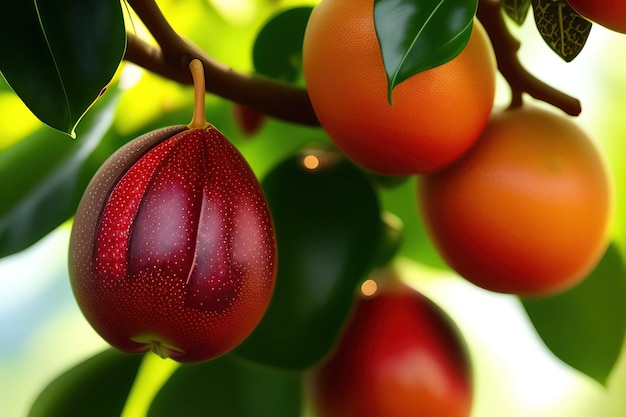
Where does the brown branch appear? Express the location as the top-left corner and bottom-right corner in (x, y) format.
(124, 0), (319, 126)
(477, 0), (582, 116)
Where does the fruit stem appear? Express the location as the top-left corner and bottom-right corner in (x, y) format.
(188, 58), (211, 130)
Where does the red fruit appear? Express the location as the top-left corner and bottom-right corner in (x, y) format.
(232, 103), (267, 136)
(310, 276), (472, 417)
(567, 0), (626, 33)
(69, 124), (276, 363)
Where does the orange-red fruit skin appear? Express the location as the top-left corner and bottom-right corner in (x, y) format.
(303, 0), (496, 175)
(69, 125), (276, 363)
(567, 0), (626, 33)
(419, 106), (612, 297)
(310, 283), (472, 417)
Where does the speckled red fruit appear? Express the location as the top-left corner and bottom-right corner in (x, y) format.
(69, 125), (276, 363)
(567, 0), (626, 33)
(310, 280), (472, 417)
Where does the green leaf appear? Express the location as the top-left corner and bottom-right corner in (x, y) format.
(0, 86), (121, 258)
(522, 243), (626, 385)
(373, 0), (477, 102)
(503, 0), (532, 25)
(148, 354), (303, 417)
(28, 349), (143, 417)
(0, 0), (125, 136)
(253, 7), (312, 83)
(235, 146), (382, 369)
(531, 0), (592, 62)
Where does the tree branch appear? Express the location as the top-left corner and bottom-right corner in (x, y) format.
(124, 0), (319, 126)
(477, 0), (582, 116)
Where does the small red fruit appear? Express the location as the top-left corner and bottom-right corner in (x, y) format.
(567, 0), (626, 33)
(310, 274), (472, 417)
(69, 61), (276, 363)
(232, 102), (266, 136)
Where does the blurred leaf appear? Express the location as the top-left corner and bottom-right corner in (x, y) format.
(373, 0), (477, 102)
(253, 7), (312, 83)
(503, 0), (532, 24)
(0, 0), (125, 136)
(0, 87), (121, 257)
(28, 349), (143, 417)
(235, 146), (382, 369)
(148, 354), (302, 417)
(380, 176), (448, 269)
(531, 0), (591, 62)
(522, 243), (626, 385)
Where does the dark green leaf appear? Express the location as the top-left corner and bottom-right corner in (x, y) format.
(531, 0), (592, 61)
(0, 0), (125, 135)
(253, 7), (312, 83)
(148, 354), (303, 417)
(0, 86), (121, 257)
(373, 0), (477, 102)
(235, 146), (382, 369)
(522, 243), (626, 385)
(28, 349), (143, 417)
(503, 0), (532, 25)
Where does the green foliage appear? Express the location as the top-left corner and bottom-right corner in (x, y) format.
(523, 243), (626, 385)
(373, 0), (478, 102)
(235, 146), (382, 369)
(253, 7), (312, 83)
(28, 349), (143, 417)
(0, 0), (125, 136)
(148, 354), (303, 417)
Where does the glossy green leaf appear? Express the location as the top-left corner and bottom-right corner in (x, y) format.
(253, 7), (312, 83)
(373, 0), (477, 102)
(0, 0), (125, 136)
(235, 146), (382, 369)
(148, 354), (302, 417)
(503, 0), (532, 25)
(522, 243), (626, 385)
(28, 349), (143, 417)
(531, 0), (591, 62)
(0, 87), (121, 257)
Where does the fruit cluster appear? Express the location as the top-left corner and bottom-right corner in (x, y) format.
(65, 1), (616, 416)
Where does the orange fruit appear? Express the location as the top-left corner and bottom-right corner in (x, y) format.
(418, 105), (613, 297)
(302, 0), (496, 175)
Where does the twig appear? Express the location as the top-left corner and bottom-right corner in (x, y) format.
(477, 0), (582, 116)
(124, 0), (319, 126)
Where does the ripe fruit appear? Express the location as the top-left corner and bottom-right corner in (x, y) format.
(69, 61), (277, 363)
(309, 274), (472, 417)
(232, 102), (266, 136)
(567, 0), (626, 33)
(419, 105), (612, 297)
(302, 0), (496, 175)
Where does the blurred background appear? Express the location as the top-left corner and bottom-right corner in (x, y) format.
(1, 1), (626, 416)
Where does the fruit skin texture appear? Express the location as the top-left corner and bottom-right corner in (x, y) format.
(69, 125), (276, 363)
(419, 106), (613, 297)
(309, 278), (472, 417)
(302, 0), (496, 175)
(567, 0), (626, 33)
